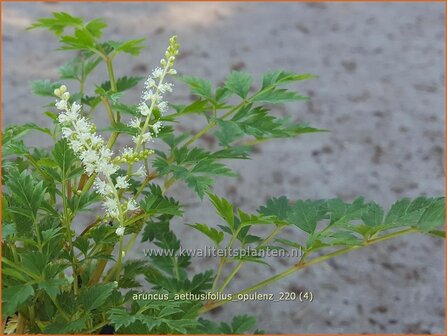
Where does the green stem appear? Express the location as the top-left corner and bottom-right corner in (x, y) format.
(115, 236), (124, 282)
(211, 258), (225, 293)
(184, 122), (216, 147)
(211, 228), (241, 292)
(218, 225), (283, 293)
(61, 180), (78, 295)
(123, 232), (138, 256)
(85, 321), (109, 334)
(217, 261), (243, 293)
(200, 228), (418, 313)
(105, 57), (119, 119)
(259, 225), (283, 246)
(102, 97), (116, 124)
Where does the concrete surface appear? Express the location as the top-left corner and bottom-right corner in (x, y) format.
(2, 2), (445, 334)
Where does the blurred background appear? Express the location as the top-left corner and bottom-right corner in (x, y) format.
(2, 2), (445, 334)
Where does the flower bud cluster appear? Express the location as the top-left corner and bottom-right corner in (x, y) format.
(55, 86), (137, 220)
(54, 36), (180, 235)
(114, 147), (154, 165)
(128, 35), (179, 153)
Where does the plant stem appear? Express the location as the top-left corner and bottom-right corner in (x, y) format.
(199, 228), (418, 313)
(211, 228), (241, 292)
(105, 57), (119, 122)
(211, 258), (225, 293)
(85, 321), (109, 334)
(217, 261), (243, 293)
(102, 97), (115, 124)
(183, 101), (246, 148)
(184, 122), (216, 147)
(134, 171), (158, 199)
(259, 225), (283, 246)
(217, 225), (283, 293)
(115, 236), (124, 282)
(16, 313), (27, 334)
(61, 180), (78, 295)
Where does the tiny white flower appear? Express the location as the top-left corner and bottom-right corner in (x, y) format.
(80, 149), (98, 166)
(98, 147), (112, 160)
(138, 103), (151, 116)
(102, 162), (119, 176)
(159, 82), (173, 94)
(94, 178), (114, 196)
(115, 176), (129, 189)
(141, 132), (153, 144)
(84, 162), (96, 176)
(121, 146), (134, 157)
(71, 102), (81, 114)
(115, 226), (125, 237)
(61, 127), (74, 138)
(152, 121), (162, 135)
(77, 132), (92, 144)
(144, 77), (156, 89)
(157, 101), (168, 114)
(89, 134), (103, 147)
(69, 140), (83, 153)
(55, 99), (68, 111)
(75, 118), (91, 134)
(126, 199), (138, 211)
(104, 197), (120, 218)
(129, 117), (142, 129)
(152, 67), (163, 78)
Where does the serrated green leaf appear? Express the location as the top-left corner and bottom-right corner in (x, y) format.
(80, 282), (116, 311)
(52, 139), (76, 181)
(259, 196), (291, 220)
(208, 193), (235, 230)
(28, 12), (84, 35)
(140, 185), (183, 217)
(180, 76), (213, 100)
(231, 315), (257, 334)
(416, 198), (445, 232)
(361, 202), (384, 227)
(59, 27), (96, 51)
(100, 76), (144, 93)
(252, 87), (308, 104)
(85, 18), (107, 38)
(262, 70), (316, 89)
(288, 200), (323, 234)
(215, 119), (244, 147)
(107, 38), (146, 56)
(188, 223), (224, 246)
(38, 279), (67, 300)
(225, 71), (252, 99)
(5, 169), (46, 220)
(31, 80), (61, 97)
(109, 307), (138, 331)
(2, 284), (34, 316)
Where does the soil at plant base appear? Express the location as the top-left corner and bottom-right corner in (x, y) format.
(2, 2), (445, 334)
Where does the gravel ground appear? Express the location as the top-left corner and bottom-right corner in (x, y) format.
(2, 2), (445, 334)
